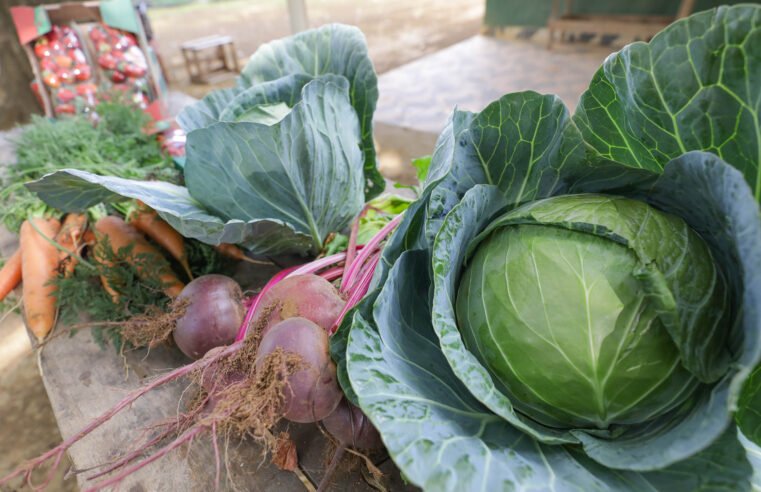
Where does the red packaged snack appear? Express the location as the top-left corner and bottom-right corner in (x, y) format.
(111, 70), (127, 83)
(34, 41), (51, 59)
(33, 25), (98, 116)
(57, 88), (75, 103)
(42, 70), (60, 89)
(98, 52), (118, 70)
(73, 64), (91, 81)
(76, 83), (98, 96)
(54, 103), (75, 115)
(88, 23), (152, 108)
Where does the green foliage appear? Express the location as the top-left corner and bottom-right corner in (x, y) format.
(394, 155), (432, 196)
(26, 25), (382, 257)
(0, 102), (176, 232)
(336, 6), (761, 487)
(737, 365), (761, 446)
(29, 78), (371, 256)
(574, 4), (761, 202)
(323, 194), (413, 256)
(55, 237), (173, 350)
(238, 24), (383, 199)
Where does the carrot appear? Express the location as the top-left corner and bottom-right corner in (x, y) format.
(98, 262), (121, 305)
(215, 243), (271, 265)
(0, 249), (23, 303)
(55, 213), (88, 278)
(20, 217), (62, 341)
(128, 209), (193, 279)
(94, 216), (184, 298)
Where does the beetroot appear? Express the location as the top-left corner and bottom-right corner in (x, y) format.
(253, 274), (345, 335)
(255, 317), (342, 423)
(173, 275), (244, 359)
(322, 398), (383, 450)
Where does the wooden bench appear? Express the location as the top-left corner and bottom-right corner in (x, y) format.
(548, 0), (695, 48)
(180, 34), (239, 84)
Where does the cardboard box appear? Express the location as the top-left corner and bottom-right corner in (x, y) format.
(10, 0), (166, 117)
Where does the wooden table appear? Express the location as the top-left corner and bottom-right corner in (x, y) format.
(34, 257), (414, 491)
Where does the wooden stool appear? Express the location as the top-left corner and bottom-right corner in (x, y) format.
(180, 35), (239, 84)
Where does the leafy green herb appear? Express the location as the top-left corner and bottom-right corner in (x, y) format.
(323, 194), (412, 256)
(55, 237), (173, 350)
(1, 102), (177, 232)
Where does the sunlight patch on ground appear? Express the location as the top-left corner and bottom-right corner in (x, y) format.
(0, 312), (32, 373)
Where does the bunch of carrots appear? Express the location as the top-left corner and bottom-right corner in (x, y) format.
(0, 204), (257, 342)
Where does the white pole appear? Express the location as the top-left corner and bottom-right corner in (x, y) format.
(287, 0), (309, 33)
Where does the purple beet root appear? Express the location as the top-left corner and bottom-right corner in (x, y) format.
(253, 274), (345, 336)
(173, 275), (244, 359)
(255, 317), (343, 423)
(322, 398), (383, 450)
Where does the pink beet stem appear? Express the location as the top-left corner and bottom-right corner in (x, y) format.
(234, 265), (301, 342)
(330, 253), (381, 335)
(212, 422), (221, 491)
(341, 205), (371, 291)
(0, 342), (240, 489)
(346, 251), (381, 294)
(287, 250), (347, 277)
(341, 214), (403, 293)
(319, 266), (344, 282)
(83, 426), (204, 492)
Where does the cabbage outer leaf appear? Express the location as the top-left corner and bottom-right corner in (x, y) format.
(342, 94), (759, 488)
(738, 365), (761, 446)
(347, 246), (753, 491)
(28, 77), (365, 256)
(25, 169), (314, 255)
(740, 430), (761, 490)
(239, 24), (384, 199)
(574, 4), (761, 202)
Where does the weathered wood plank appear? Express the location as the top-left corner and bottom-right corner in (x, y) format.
(36, 260), (414, 491)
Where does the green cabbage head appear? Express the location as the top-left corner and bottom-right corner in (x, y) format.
(334, 6), (761, 490)
(456, 194), (729, 430)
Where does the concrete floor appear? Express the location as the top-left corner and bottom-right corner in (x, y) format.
(374, 36), (612, 184)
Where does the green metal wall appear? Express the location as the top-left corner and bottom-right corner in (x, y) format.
(484, 0), (756, 28)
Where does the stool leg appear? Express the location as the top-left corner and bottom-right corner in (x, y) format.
(231, 43), (240, 72)
(219, 44), (227, 71)
(182, 49), (193, 82)
(192, 49), (202, 84)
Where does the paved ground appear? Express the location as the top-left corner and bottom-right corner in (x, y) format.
(374, 36), (612, 183)
(149, 0), (486, 92)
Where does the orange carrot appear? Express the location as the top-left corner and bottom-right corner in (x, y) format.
(0, 249), (23, 303)
(97, 261), (121, 305)
(20, 217), (62, 341)
(94, 216), (184, 298)
(87, 230), (119, 303)
(55, 213), (88, 278)
(128, 209), (192, 279)
(215, 243), (271, 265)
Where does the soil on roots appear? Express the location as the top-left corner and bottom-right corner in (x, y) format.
(120, 298), (188, 349)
